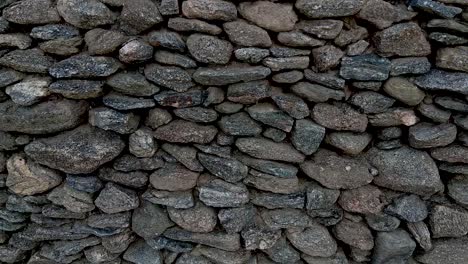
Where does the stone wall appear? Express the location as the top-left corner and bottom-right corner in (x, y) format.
(0, 0), (468, 263)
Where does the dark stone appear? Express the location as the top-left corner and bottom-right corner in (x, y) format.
(409, 122), (457, 148)
(238, 1), (297, 32)
(415, 69), (468, 95)
(123, 240), (163, 264)
(408, 0), (462, 18)
(168, 201), (217, 232)
(250, 190), (305, 209)
(89, 107), (140, 134)
(366, 213), (401, 232)
(193, 65), (271, 86)
(296, 0), (364, 18)
(312, 102), (368, 132)
(374, 22), (431, 57)
(3, 0), (61, 25)
(448, 176), (468, 208)
(0, 49), (55, 73)
(198, 153), (247, 183)
(84, 28), (128, 55)
(150, 163), (199, 191)
(120, 0), (163, 35)
(154, 120), (217, 143)
(103, 92), (155, 110)
(234, 48), (270, 64)
(234, 152), (298, 178)
(49, 55), (120, 78)
(182, 0), (237, 21)
(66, 175), (103, 193)
(247, 103), (294, 132)
(340, 54), (391, 81)
(415, 237), (468, 264)
(218, 205), (256, 233)
(244, 169), (299, 194)
(95, 183), (139, 214)
(164, 227), (241, 251)
(49, 80), (104, 99)
(30, 24), (80, 40)
(154, 50), (197, 68)
(372, 229), (416, 264)
(144, 64), (194, 92)
(219, 112), (262, 136)
(277, 31), (324, 47)
(272, 70), (303, 84)
(224, 20), (271, 47)
(168, 17), (222, 35)
(291, 119), (325, 155)
(383, 77), (425, 106)
(118, 39), (154, 64)
(227, 80), (271, 104)
(385, 194), (428, 222)
(57, 0), (115, 29)
(154, 90), (208, 108)
(291, 81), (345, 102)
(132, 201), (173, 239)
(390, 57), (431, 76)
(99, 167), (148, 188)
(334, 219), (374, 250)
(236, 137), (305, 163)
(148, 29), (186, 52)
(326, 132), (372, 155)
(162, 144), (203, 172)
(431, 145), (468, 163)
(430, 204), (468, 238)
(198, 179), (249, 207)
(263, 56), (310, 72)
(286, 223), (337, 257)
(187, 34), (233, 65)
(350, 91), (395, 114)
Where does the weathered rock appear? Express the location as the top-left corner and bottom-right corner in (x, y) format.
(367, 146), (443, 195)
(384, 77), (425, 106)
(430, 145), (468, 163)
(429, 32), (468, 45)
(374, 22), (431, 57)
(219, 112), (262, 136)
(366, 213), (401, 232)
(3, 0), (61, 25)
(236, 137), (305, 163)
(99, 167), (148, 188)
(429, 204), (468, 238)
(0, 68), (24, 88)
(372, 229), (416, 264)
(436, 46), (468, 73)
(123, 240), (163, 264)
(312, 45), (344, 72)
(143, 189), (195, 209)
(340, 54), (391, 81)
(182, 0), (237, 21)
(57, 0), (115, 29)
(5, 77), (50, 106)
(150, 163), (199, 191)
(49, 55), (120, 78)
(187, 34), (233, 64)
(227, 80), (271, 104)
(234, 48), (270, 64)
(369, 108), (419, 127)
(234, 152), (298, 178)
(238, 1), (298, 32)
(0, 49), (55, 73)
(154, 120), (217, 144)
(84, 245), (119, 263)
(148, 29), (186, 51)
(132, 201), (173, 239)
(154, 90), (208, 108)
(162, 144), (203, 172)
(102, 93), (155, 110)
(0, 33), (31, 49)
(334, 219), (374, 250)
(89, 107), (140, 134)
(154, 50), (197, 69)
(30, 24), (80, 40)
(263, 56), (310, 72)
(198, 153), (247, 183)
(326, 132), (372, 155)
(118, 39), (154, 64)
(168, 202), (217, 233)
(407, 221), (432, 251)
(49, 80), (104, 99)
(244, 169), (299, 194)
(408, 0), (462, 18)
(291, 81), (345, 102)
(84, 28), (128, 55)
(168, 17), (223, 35)
(416, 237), (468, 264)
(301, 149), (373, 190)
(296, 0), (364, 18)
(312, 103), (368, 132)
(286, 224), (337, 257)
(448, 176), (468, 208)
(296, 19), (344, 40)
(270, 46), (311, 57)
(247, 103), (294, 132)
(357, 0), (416, 29)
(272, 70), (303, 84)
(390, 57), (431, 76)
(349, 91), (395, 114)
(39, 36), (83, 56)
(144, 64), (194, 92)
(198, 179), (249, 207)
(385, 194), (428, 222)
(409, 122), (457, 148)
(339, 185), (384, 214)
(277, 31), (324, 47)
(47, 184), (95, 213)
(164, 227), (241, 251)
(24, 125), (125, 174)
(434, 96), (468, 112)
(120, 0), (163, 35)
(193, 65), (271, 85)
(95, 183), (139, 214)
(291, 119), (325, 155)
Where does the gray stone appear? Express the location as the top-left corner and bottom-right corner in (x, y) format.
(296, 19), (344, 40)
(349, 91), (395, 114)
(95, 183), (139, 214)
(340, 54), (391, 81)
(436, 46), (468, 73)
(247, 103), (294, 132)
(47, 184), (95, 213)
(182, 0), (237, 21)
(301, 149), (373, 190)
(24, 125), (125, 174)
(144, 64), (194, 92)
(99, 167), (148, 188)
(367, 146), (443, 195)
(84, 245), (119, 263)
(234, 152), (298, 178)
(434, 96), (468, 112)
(429, 32), (468, 45)
(120, 0), (163, 35)
(312, 45), (344, 72)
(198, 153), (247, 183)
(49, 55), (120, 78)
(118, 39), (154, 64)
(30, 24), (80, 40)
(358, 0), (416, 29)
(270, 45), (311, 57)
(346, 40), (369, 56)
(291, 81), (344, 102)
(168, 17), (222, 35)
(416, 237), (468, 264)
(103, 93), (155, 110)
(244, 169), (299, 194)
(218, 205), (255, 233)
(390, 57), (431, 76)
(272, 93), (309, 119)
(148, 29), (186, 52)
(39, 36), (83, 56)
(49, 80), (104, 99)
(219, 112), (262, 136)
(227, 80), (271, 104)
(385, 194), (428, 222)
(5, 77), (50, 106)
(143, 189), (194, 209)
(296, 0), (364, 18)
(383, 77), (425, 106)
(263, 236), (300, 263)
(154, 50), (197, 68)
(39, 237), (100, 262)
(168, 202), (217, 232)
(291, 119), (325, 155)
(277, 31), (324, 47)
(0, 68), (24, 88)
(431, 145), (468, 163)
(448, 176), (468, 208)
(366, 213), (401, 232)
(123, 240), (163, 264)
(159, 0), (179, 15)
(368, 108), (419, 127)
(154, 120), (217, 143)
(306, 183), (340, 210)
(164, 227), (241, 251)
(372, 229), (416, 264)
(199, 179), (249, 207)
(215, 102), (243, 114)
(374, 22), (431, 57)
(339, 185), (384, 214)
(150, 163), (199, 191)
(187, 34), (233, 64)
(238, 1), (297, 32)
(132, 201), (173, 239)
(326, 132), (372, 155)
(408, 0), (462, 18)
(154, 90), (208, 108)
(409, 122), (457, 148)
(286, 224), (337, 257)
(2, 0), (60, 24)
(312, 102), (368, 132)
(236, 137), (305, 163)
(66, 175), (103, 193)
(234, 48), (270, 64)
(241, 226), (281, 250)
(0, 49), (55, 73)
(89, 107), (140, 134)
(263, 56), (309, 72)
(162, 144), (203, 172)
(430, 204), (468, 238)
(272, 71), (303, 84)
(0, 33), (31, 49)
(193, 65), (271, 86)
(174, 107), (218, 123)
(57, 0), (115, 29)
(334, 219), (374, 250)
(102, 229), (134, 253)
(224, 20), (272, 48)
(84, 28), (128, 55)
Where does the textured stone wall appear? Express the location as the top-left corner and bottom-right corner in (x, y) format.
(0, 0), (468, 263)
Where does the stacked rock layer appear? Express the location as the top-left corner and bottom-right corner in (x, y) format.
(0, 0), (468, 263)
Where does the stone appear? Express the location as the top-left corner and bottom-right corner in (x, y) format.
(99, 167), (148, 188)
(103, 92), (156, 110)
(334, 219), (374, 250)
(154, 120), (217, 144)
(385, 194), (428, 222)
(429, 32), (468, 45)
(198, 179), (249, 207)
(234, 48), (270, 64)
(436, 46), (468, 73)
(247, 103), (294, 132)
(168, 202), (217, 232)
(227, 80), (271, 104)
(372, 229), (416, 264)
(24, 125), (125, 174)
(0, 99), (87, 134)
(118, 39), (154, 64)
(296, 0), (365, 18)
(357, 0), (416, 29)
(47, 184), (95, 213)
(164, 227), (241, 251)
(198, 153), (247, 183)
(272, 70), (303, 84)
(148, 29), (186, 51)
(2, 0), (61, 24)
(408, 0), (462, 18)
(174, 107), (218, 123)
(84, 29), (128, 55)
(150, 163), (199, 191)
(408, 122), (457, 148)
(241, 227), (281, 250)
(168, 17), (222, 35)
(49, 55), (120, 78)
(270, 46), (311, 57)
(159, 0), (179, 15)
(123, 240), (163, 264)
(312, 102), (368, 132)
(326, 132), (372, 155)
(39, 36), (83, 56)
(0, 68), (24, 88)
(263, 57), (310, 72)
(187, 34), (233, 64)
(296, 19), (344, 40)
(448, 176), (468, 208)
(291, 119), (325, 155)
(49, 80), (104, 99)
(162, 144), (203, 172)
(272, 93), (309, 119)
(312, 45), (344, 72)
(367, 146), (443, 195)
(301, 149), (373, 190)
(84, 245), (119, 263)
(277, 31), (324, 47)
(0, 246), (26, 263)
(132, 201), (173, 239)
(340, 54), (391, 81)
(338, 185), (384, 214)
(238, 1), (298, 32)
(263, 236), (300, 263)
(193, 65), (271, 85)
(144, 64), (194, 92)
(143, 189), (194, 209)
(234, 152), (298, 178)
(291, 81), (344, 102)
(306, 183), (340, 210)
(57, 0), (115, 29)
(5, 77), (50, 106)
(120, 0), (163, 35)
(154, 50), (197, 68)
(368, 108), (419, 127)
(0, 33), (31, 49)
(182, 0), (237, 21)
(430, 145), (468, 163)
(383, 77), (425, 106)
(6, 154), (61, 196)
(417, 103), (452, 123)
(429, 204), (468, 238)
(89, 107), (140, 134)
(434, 96), (468, 112)
(416, 237), (468, 264)
(39, 237), (100, 262)
(374, 22), (431, 57)
(154, 90), (208, 108)
(236, 137), (305, 163)
(346, 40), (369, 56)
(218, 112), (261, 137)
(30, 24), (80, 40)
(390, 57), (431, 76)
(244, 169), (299, 194)
(66, 175), (103, 193)
(349, 91), (395, 114)
(215, 102), (243, 114)
(352, 81), (382, 91)
(95, 183), (139, 214)
(366, 213), (400, 232)
(286, 224), (337, 257)
(194, 246), (251, 264)
(218, 205), (255, 233)
(0, 49), (55, 73)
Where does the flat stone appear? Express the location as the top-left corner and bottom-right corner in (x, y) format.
(349, 91), (395, 114)
(357, 0), (416, 29)
(66, 175), (103, 193)
(174, 107), (218, 123)
(390, 57), (431, 76)
(144, 64), (194, 92)
(39, 36), (83, 56)
(334, 219), (374, 250)
(215, 102), (243, 114)
(0, 49), (55, 73)
(340, 54), (391, 81)
(89, 107), (140, 134)
(5, 77), (50, 106)
(168, 17), (222, 35)
(193, 65), (271, 86)
(0, 68), (24, 88)
(47, 184), (95, 213)
(236, 137), (305, 163)
(123, 240), (163, 264)
(3, 0), (61, 24)
(326, 132), (372, 155)
(120, 0), (163, 35)
(154, 90), (208, 108)
(383, 77), (425, 106)
(366, 214), (401, 232)
(49, 55), (120, 78)
(154, 120), (217, 144)
(84, 245), (119, 263)
(148, 29), (186, 52)
(272, 70), (303, 84)
(296, 0), (365, 18)
(272, 93), (309, 119)
(436, 46), (468, 73)
(182, 0), (237, 21)
(0, 33), (31, 49)
(219, 112), (262, 136)
(168, 202), (217, 232)
(296, 20), (344, 40)
(312, 45), (344, 72)
(385, 194), (428, 222)
(270, 46), (311, 57)
(218, 205), (255, 233)
(95, 183), (139, 214)
(143, 109), (169, 129)
(429, 204), (468, 238)
(0, 99), (88, 134)
(198, 153), (247, 183)
(30, 24), (80, 40)
(372, 229), (416, 264)
(291, 119), (325, 155)
(234, 48), (270, 64)
(263, 56), (310, 71)
(306, 183), (340, 210)
(198, 179), (249, 207)
(99, 167), (148, 188)
(408, 0), (462, 18)
(241, 226), (281, 250)
(277, 31), (324, 47)
(338, 185), (384, 214)
(57, 0), (115, 29)
(409, 122), (457, 148)
(102, 93), (156, 110)
(154, 50), (197, 68)
(374, 22), (431, 57)
(84, 29), (128, 55)
(291, 81), (344, 102)
(367, 146), (443, 195)
(143, 189), (194, 209)
(150, 163), (199, 191)
(164, 227), (241, 251)
(238, 1), (298, 32)
(430, 145), (468, 163)
(227, 80), (271, 104)
(286, 224), (337, 257)
(244, 169), (299, 194)
(346, 39), (369, 56)
(434, 96), (468, 112)
(312, 102), (368, 132)
(132, 201), (173, 239)
(301, 149), (373, 189)
(368, 108), (419, 127)
(187, 34), (233, 64)
(49, 80), (104, 99)
(429, 32), (468, 45)
(118, 39), (154, 64)
(247, 103), (294, 132)
(24, 125), (125, 174)
(448, 176), (468, 208)
(263, 236), (301, 263)
(234, 152), (298, 178)
(416, 237), (468, 264)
